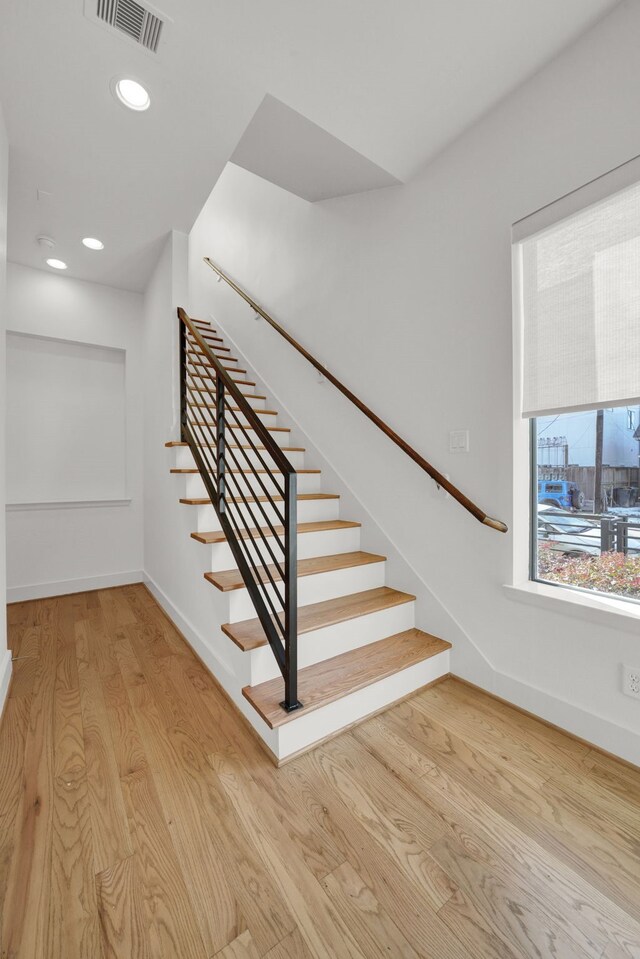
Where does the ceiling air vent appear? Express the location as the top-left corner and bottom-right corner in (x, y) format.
(95, 0), (164, 53)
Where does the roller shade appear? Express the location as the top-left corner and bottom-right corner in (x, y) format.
(519, 174), (640, 418)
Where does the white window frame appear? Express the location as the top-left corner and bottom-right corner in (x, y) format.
(507, 157), (640, 626)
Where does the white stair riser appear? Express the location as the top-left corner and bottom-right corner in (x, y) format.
(192, 497), (339, 532)
(189, 394), (268, 413)
(173, 447), (196, 469)
(226, 561), (386, 623)
(189, 408), (277, 429)
(174, 446), (305, 471)
(184, 472), (320, 499)
(276, 650), (450, 760)
(225, 408), (278, 426)
(249, 601), (416, 685)
(190, 419), (293, 449)
(203, 525), (362, 571)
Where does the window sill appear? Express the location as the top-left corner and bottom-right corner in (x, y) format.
(503, 580), (640, 635)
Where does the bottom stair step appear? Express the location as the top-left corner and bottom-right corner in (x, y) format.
(242, 629), (451, 728)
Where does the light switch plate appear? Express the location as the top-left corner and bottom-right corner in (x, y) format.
(449, 430), (469, 453)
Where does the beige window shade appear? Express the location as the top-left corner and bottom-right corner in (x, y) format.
(519, 176), (640, 418)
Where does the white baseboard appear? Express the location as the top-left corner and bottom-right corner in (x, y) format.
(6, 570), (144, 603)
(0, 650), (13, 720)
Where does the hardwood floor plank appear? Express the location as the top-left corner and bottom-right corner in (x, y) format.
(213, 929), (260, 959)
(212, 748), (370, 959)
(438, 889), (522, 959)
(96, 854), (151, 959)
(431, 835), (600, 958)
(75, 620), (134, 873)
(263, 928), (314, 959)
(380, 705), (640, 955)
(119, 771), (208, 959)
(101, 664), (148, 780)
(315, 735), (456, 908)
(47, 633), (102, 959)
(445, 679), (591, 772)
(2, 591), (640, 959)
(9, 643), (41, 700)
(0, 697), (31, 949)
(1, 622), (57, 958)
(386, 698), (640, 921)
(272, 754), (469, 958)
(11, 624), (41, 660)
(125, 680), (242, 956)
(321, 860), (421, 958)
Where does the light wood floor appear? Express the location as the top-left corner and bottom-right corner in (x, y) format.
(2, 585), (640, 958)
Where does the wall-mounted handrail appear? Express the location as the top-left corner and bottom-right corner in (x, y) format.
(177, 307), (301, 712)
(204, 257), (508, 533)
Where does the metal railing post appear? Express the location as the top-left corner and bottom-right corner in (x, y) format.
(216, 375), (226, 514)
(281, 470), (301, 712)
(616, 518), (628, 554)
(601, 518), (614, 553)
(179, 317), (188, 441)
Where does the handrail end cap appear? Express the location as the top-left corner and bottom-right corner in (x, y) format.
(482, 516), (508, 533)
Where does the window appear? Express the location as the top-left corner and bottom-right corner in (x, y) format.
(515, 161), (640, 605)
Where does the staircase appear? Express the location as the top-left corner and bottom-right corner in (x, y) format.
(166, 313), (452, 761)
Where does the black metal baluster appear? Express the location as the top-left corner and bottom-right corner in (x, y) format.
(180, 317), (188, 441)
(178, 307), (299, 714)
(281, 470), (302, 712)
(216, 374), (226, 515)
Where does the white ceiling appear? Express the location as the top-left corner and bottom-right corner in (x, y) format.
(0, 0), (621, 292)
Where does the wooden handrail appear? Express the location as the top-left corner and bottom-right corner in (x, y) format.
(204, 257), (508, 533)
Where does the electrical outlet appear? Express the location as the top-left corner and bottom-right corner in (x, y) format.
(622, 664), (640, 699)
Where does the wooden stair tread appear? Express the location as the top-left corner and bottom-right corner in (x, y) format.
(243, 629), (451, 727)
(173, 468), (320, 476)
(192, 352), (240, 363)
(191, 362), (248, 374)
(188, 342), (231, 355)
(222, 586), (415, 651)
(189, 375), (256, 388)
(205, 551), (385, 592)
(180, 492), (339, 506)
(192, 519), (360, 545)
(191, 419), (290, 433)
(188, 341), (230, 352)
(191, 403), (278, 416)
(166, 440), (305, 453)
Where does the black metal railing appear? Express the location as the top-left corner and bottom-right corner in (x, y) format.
(537, 508), (640, 558)
(178, 308), (301, 712)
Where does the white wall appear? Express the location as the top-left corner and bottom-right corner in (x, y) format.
(5, 263), (144, 599)
(188, 0), (640, 763)
(0, 102), (10, 712)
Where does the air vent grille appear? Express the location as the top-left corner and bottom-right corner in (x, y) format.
(96, 0), (163, 52)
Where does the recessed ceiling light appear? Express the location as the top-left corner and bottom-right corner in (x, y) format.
(46, 258), (68, 270)
(114, 78), (150, 112)
(82, 237), (104, 250)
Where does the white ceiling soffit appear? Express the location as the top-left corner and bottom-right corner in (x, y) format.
(231, 95), (401, 202)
